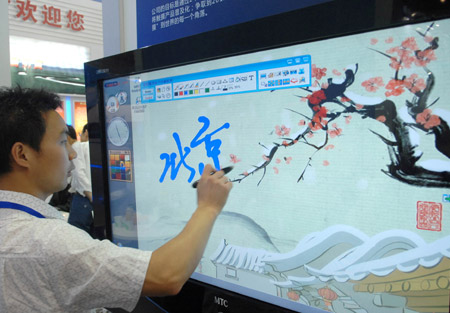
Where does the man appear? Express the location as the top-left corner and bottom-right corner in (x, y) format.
(68, 123), (94, 235)
(0, 87), (232, 312)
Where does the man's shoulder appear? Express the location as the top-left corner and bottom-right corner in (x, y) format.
(0, 190), (42, 206)
(0, 190), (64, 220)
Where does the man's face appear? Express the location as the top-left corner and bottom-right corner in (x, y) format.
(29, 110), (76, 199)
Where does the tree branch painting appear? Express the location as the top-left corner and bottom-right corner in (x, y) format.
(230, 23), (450, 188)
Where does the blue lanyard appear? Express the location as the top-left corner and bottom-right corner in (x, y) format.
(0, 201), (45, 219)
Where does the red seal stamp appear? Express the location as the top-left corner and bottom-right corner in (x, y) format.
(416, 201), (442, 231)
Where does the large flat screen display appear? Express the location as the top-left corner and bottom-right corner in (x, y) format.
(96, 18), (450, 312)
(86, 0), (450, 309)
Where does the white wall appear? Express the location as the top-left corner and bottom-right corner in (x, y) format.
(102, 0), (137, 57)
(123, 0), (137, 52)
(0, 0), (11, 87)
(102, 0), (121, 57)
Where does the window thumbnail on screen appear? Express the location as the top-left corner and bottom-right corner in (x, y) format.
(102, 19), (450, 313)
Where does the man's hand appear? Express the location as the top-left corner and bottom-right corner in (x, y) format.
(196, 164), (233, 217)
(84, 191), (92, 202)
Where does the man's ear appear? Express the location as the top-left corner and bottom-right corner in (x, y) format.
(10, 142), (34, 169)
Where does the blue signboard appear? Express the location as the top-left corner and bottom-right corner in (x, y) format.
(137, 0), (331, 47)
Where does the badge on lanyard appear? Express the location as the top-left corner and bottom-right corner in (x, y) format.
(0, 201), (45, 218)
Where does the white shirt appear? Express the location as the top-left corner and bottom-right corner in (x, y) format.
(69, 141), (92, 196)
(0, 190), (152, 313)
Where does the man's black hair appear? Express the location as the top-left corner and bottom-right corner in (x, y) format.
(82, 123), (88, 134)
(0, 87), (62, 176)
(67, 124), (77, 140)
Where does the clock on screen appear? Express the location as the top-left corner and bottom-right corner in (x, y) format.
(107, 117), (130, 147)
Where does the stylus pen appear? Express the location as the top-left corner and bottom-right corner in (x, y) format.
(191, 166), (233, 188)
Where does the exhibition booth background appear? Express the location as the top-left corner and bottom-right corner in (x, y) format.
(3, 0), (104, 133)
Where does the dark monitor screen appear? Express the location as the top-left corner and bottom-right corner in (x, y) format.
(85, 1), (450, 312)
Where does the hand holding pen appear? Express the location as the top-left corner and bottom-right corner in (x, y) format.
(195, 164), (233, 216)
(192, 166), (233, 188)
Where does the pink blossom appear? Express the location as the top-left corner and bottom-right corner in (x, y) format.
(275, 125), (291, 137)
(313, 105), (328, 116)
(389, 57), (402, 71)
(309, 120), (326, 131)
(386, 46), (415, 68)
(308, 90), (326, 105)
(323, 160), (330, 166)
(386, 46), (401, 55)
(401, 55), (416, 68)
(327, 127), (342, 138)
(324, 144), (335, 150)
(376, 115), (386, 123)
(370, 38), (378, 45)
(273, 167), (279, 174)
(385, 79), (405, 97)
(424, 115), (441, 129)
(361, 76), (384, 92)
(414, 49), (437, 67)
(311, 64), (327, 80)
(355, 104), (364, 110)
(416, 109), (441, 129)
(332, 69), (342, 76)
(397, 48), (413, 59)
(276, 158), (281, 164)
(416, 109), (431, 124)
(262, 155), (269, 161)
(308, 105), (328, 131)
(345, 115), (352, 124)
(403, 74), (426, 94)
(401, 37), (419, 50)
(229, 154), (241, 164)
(385, 37), (394, 43)
(395, 49), (415, 68)
(298, 119), (306, 126)
(284, 156), (292, 164)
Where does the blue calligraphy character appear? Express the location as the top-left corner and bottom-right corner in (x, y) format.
(190, 116), (230, 171)
(159, 132), (196, 183)
(198, 163), (205, 177)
